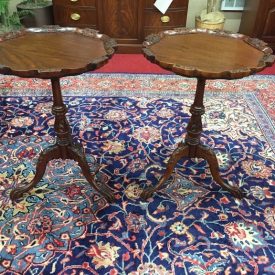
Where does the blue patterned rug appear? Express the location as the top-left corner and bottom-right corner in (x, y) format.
(0, 74), (274, 274)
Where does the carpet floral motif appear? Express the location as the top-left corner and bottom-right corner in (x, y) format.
(0, 74), (274, 274)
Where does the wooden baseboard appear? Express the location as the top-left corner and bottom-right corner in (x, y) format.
(116, 44), (143, 54)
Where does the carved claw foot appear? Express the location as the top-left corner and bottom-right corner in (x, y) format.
(140, 186), (157, 200)
(196, 144), (245, 199)
(10, 182), (30, 201)
(10, 144), (59, 201)
(69, 145), (115, 203)
(219, 182), (246, 199)
(140, 143), (189, 200)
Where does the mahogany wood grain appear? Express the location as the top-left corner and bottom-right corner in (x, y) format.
(144, 29), (274, 79)
(0, 27), (115, 79)
(96, 0), (144, 52)
(97, 0), (142, 40)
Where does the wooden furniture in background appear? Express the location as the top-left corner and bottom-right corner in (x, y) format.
(0, 26), (116, 203)
(141, 28), (275, 200)
(52, 0), (189, 53)
(239, 0), (275, 51)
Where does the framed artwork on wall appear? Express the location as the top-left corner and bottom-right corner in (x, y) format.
(220, 0), (245, 11)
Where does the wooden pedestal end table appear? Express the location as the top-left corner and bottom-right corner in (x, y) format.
(0, 26), (116, 202)
(141, 28), (274, 200)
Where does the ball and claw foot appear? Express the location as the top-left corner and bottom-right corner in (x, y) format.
(61, 143), (115, 203)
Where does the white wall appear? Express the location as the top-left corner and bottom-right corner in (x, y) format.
(186, 0), (242, 32)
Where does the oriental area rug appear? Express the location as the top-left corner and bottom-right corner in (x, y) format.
(0, 73), (274, 275)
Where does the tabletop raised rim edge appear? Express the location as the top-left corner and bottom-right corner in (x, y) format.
(142, 27), (275, 80)
(0, 25), (117, 79)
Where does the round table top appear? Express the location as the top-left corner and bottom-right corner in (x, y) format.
(0, 26), (116, 79)
(143, 28), (275, 79)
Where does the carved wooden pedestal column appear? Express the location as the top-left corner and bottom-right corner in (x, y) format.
(10, 78), (115, 202)
(141, 78), (244, 200)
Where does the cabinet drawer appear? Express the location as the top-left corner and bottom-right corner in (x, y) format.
(145, 0), (188, 9)
(54, 5), (97, 27)
(144, 9), (187, 28)
(53, 0), (95, 7)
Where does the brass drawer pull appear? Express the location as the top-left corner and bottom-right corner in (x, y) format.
(71, 13), (81, 21)
(161, 15), (170, 23)
(70, 0), (78, 2)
